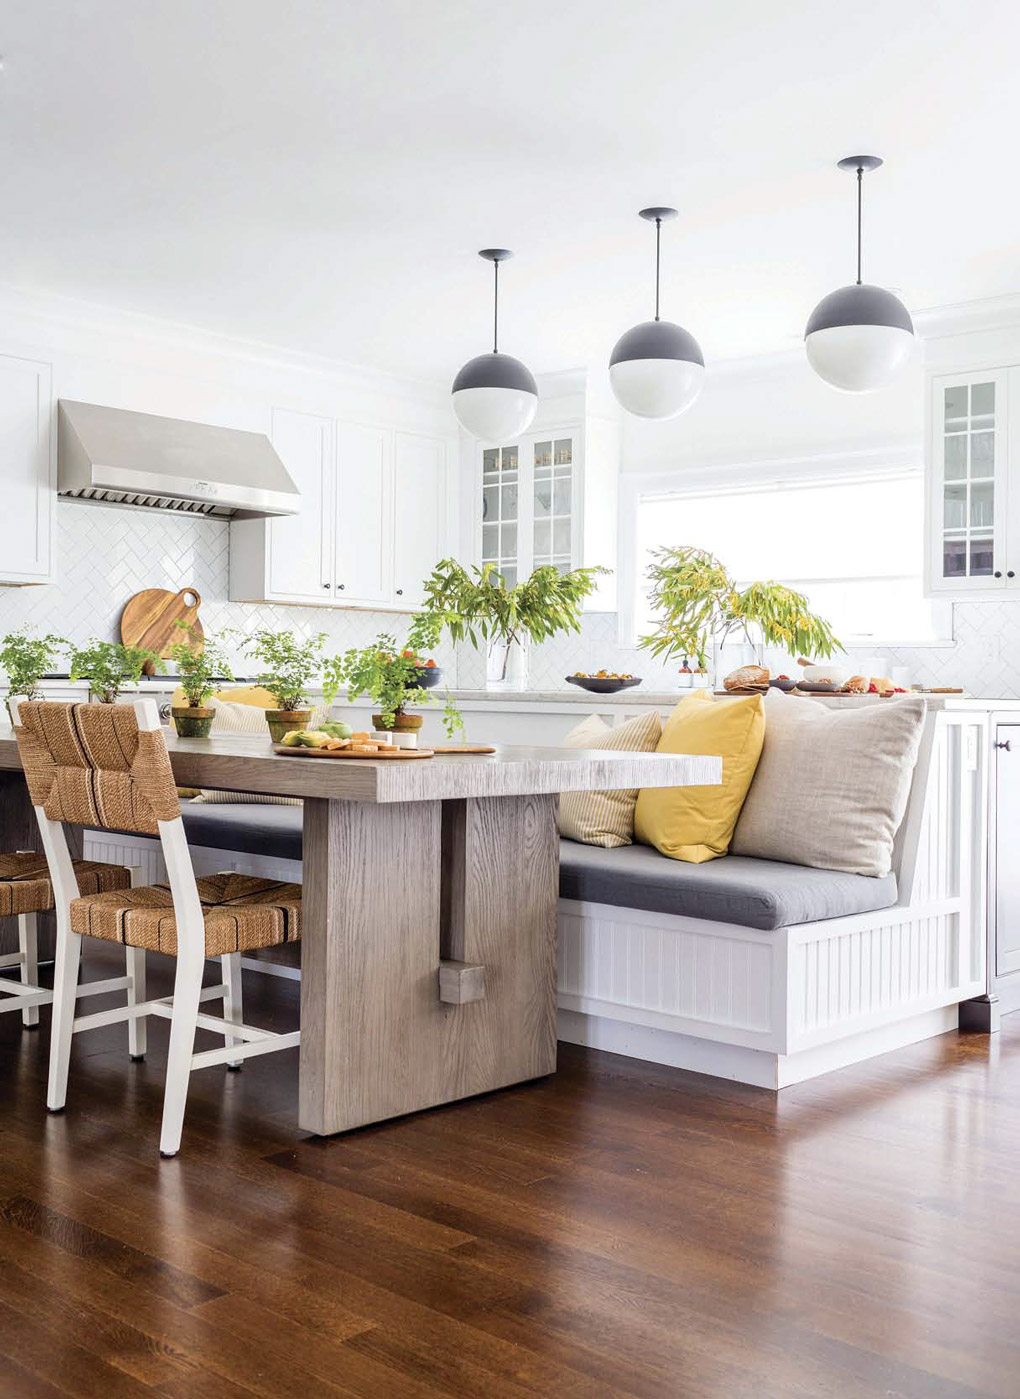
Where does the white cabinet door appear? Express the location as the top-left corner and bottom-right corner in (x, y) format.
(994, 726), (1020, 976)
(476, 427), (585, 587)
(266, 408), (334, 603)
(928, 371), (1009, 594)
(393, 432), (445, 607)
(0, 355), (54, 584)
(335, 423), (391, 604)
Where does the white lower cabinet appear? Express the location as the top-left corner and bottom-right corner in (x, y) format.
(230, 408), (449, 610)
(0, 354), (55, 585)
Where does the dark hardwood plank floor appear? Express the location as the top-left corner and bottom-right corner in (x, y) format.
(1, 944), (1018, 1399)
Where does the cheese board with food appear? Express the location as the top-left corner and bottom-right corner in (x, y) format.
(273, 743), (435, 760)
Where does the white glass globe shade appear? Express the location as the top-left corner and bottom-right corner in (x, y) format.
(805, 323), (915, 392)
(609, 357), (705, 420)
(452, 385), (538, 442)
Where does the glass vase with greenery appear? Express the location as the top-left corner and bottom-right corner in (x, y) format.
(1, 629), (66, 715)
(168, 622), (233, 736)
(68, 640), (158, 704)
(639, 545), (840, 675)
(240, 628), (340, 741)
(414, 559), (608, 688)
(338, 635), (463, 737)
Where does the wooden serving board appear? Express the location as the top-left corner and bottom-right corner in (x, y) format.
(121, 586), (204, 667)
(431, 744), (497, 754)
(272, 744), (435, 760)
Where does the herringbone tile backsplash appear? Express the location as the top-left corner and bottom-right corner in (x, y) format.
(0, 501), (1017, 696)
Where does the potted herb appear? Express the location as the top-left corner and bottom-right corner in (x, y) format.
(68, 640), (158, 704)
(416, 559), (608, 690)
(639, 545), (840, 677)
(168, 622), (233, 737)
(0, 629), (65, 717)
(338, 635), (463, 737)
(241, 629), (338, 742)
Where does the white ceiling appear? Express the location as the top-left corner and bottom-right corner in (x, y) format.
(2, 0), (1017, 383)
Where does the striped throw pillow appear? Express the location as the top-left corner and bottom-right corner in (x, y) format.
(192, 696), (324, 806)
(558, 709), (663, 848)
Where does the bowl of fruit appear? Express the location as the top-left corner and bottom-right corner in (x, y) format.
(401, 651), (443, 689)
(566, 670), (643, 694)
(769, 674), (798, 692)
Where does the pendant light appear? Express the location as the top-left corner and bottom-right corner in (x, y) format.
(805, 156), (914, 392)
(609, 207), (704, 420)
(452, 249), (538, 442)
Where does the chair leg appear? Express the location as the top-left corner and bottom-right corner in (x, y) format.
(18, 913), (39, 1029)
(222, 952), (244, 1070)
(159, 949), (205, 1158)
(47, 926), (82, 1113)
(126, 946), (147, 1061)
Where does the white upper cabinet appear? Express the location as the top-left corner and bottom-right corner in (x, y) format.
(335, 423), (391, 605)
(393, 431), (446, 607)
(229, 408), (449, 610)
(927, 370), (1010, 594)
(0, 354), (55, 585)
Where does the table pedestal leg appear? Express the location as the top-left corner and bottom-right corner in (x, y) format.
(298, 793), (559, 1136)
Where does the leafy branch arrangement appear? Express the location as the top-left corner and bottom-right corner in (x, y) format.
(0, 630), (66, 703)
(639, 545), (841, 670)
(170, 622), (233, 708)
(412, 559), (608, 681)
(241, 629), (341, 712)
(68, 640), (159, 704)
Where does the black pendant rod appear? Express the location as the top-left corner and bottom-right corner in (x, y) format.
(654, 217), (662, 321)
(493, 257), (499, 353)
(856, 164), (863, 285)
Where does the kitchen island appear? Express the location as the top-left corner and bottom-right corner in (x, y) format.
(0, 726), (718, 1135)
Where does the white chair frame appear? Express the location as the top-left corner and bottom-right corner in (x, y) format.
(11, 697), (300, 1157)
(0, 866), (46, 1027)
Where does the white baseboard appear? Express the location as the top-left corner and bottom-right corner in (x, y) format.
(558, 1005), (961, 1090)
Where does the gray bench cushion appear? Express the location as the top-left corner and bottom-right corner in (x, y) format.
(559, 839), (898, 931)
(179, 803), (899, 932)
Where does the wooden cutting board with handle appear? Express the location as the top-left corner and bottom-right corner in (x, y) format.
(120, 587), (204, 673)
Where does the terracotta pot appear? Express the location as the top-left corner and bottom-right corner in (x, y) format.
(373, 711), (423, 733)
(172, 706), (215, 738)
(265, 709), (312, 743)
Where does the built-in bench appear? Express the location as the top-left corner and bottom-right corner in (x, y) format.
(84, 707), (988, 1090)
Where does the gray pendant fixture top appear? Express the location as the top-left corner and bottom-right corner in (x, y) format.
(804, 156), (915, 393)
(609, 207), (705, 420)
(451, 249), (538, 442)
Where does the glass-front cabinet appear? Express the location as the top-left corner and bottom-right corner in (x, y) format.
(927, 369), (1011, 595)
(480, 429), (581, 584)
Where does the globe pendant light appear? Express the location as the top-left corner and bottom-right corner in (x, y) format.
(452, 248), (538, 442)
(609, 207), (704, 420)
(805, 156), (914, 392)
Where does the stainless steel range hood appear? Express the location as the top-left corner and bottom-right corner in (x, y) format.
(57, 400), (301, 518)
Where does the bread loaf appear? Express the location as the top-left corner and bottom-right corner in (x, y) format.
(723, 664), (769, 693)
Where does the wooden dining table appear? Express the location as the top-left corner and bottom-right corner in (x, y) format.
(0, 726), (719, 1135)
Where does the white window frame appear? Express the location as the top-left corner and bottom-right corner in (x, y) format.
(617, 448), (954, 650)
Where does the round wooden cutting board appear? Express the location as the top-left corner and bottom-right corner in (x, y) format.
(120, 586), (204, 665)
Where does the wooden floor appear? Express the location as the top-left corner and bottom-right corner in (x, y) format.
(1, 948), (1019, 1399)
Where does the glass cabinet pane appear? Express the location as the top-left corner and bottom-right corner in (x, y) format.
(480, 444), (521, 579)
(532, 435), (574, 568)
(940, 381), (999, 580)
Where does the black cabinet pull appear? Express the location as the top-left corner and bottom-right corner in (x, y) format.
(995, 739), (1012, 751)
(322, 582), (331, 590)
(1009, 571), (1016, 579)
(994, 570), (1003, 578)
(396, 588), (403, 596)
(337, 583), (345, 590)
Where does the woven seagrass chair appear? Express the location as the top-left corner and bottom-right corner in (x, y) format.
(11, 698), (302, 1158)
(0, 851), (134, 1028)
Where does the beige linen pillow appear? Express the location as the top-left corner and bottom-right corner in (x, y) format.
(559, 709), (663, 848)
(192, 696), (312, 806)
(731, 691), (926, 877)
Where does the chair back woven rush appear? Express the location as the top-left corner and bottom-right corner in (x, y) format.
(13, 701), (180, 834)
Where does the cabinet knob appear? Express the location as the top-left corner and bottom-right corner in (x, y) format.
(396, 588), (403, 596)
(322, 582), (331, 590)
(994, 571), (1003, 578)
(337, 583), (345, 590)
(1009, 571), (1016, 579)
(995, 739), (1012, 751)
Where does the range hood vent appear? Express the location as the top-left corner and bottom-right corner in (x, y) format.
(57, 400), (301, 519)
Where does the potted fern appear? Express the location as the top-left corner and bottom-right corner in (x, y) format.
(240, 629), (342, 742)
(168, 622), (233, 737)
(639, 545), (840, 679)
(416, 559), (608, 690)
(338, 635), (462, 737)
(1, 629), (65, 718)
(68, 640), (158, 704)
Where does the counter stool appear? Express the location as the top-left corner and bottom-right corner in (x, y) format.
(0, 851), (135, 1027)
(11, 698), (302, 1158)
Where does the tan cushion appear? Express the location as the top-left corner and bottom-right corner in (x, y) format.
(559, 710), (663, 848)
(731, 691), (926, 877)
(194, 696), (314, 806)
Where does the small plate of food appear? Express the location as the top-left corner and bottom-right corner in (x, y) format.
(567, 671), (643, 694)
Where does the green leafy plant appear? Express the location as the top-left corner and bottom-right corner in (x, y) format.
(413, 559), (608, 682)
(639, 545), (841, 670)
(169, 622), (233, 708)
(68, 640), (158, 704)
(0, 629), (66, 703)
(241, 629), (337, 711)
(337, 636), (464, 737)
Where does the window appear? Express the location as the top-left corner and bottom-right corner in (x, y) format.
(632, 471), (951, 648)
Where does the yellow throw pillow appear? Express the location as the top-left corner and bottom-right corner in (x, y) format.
(634, 692), (765, 863)
(559, 709), (663, 848)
